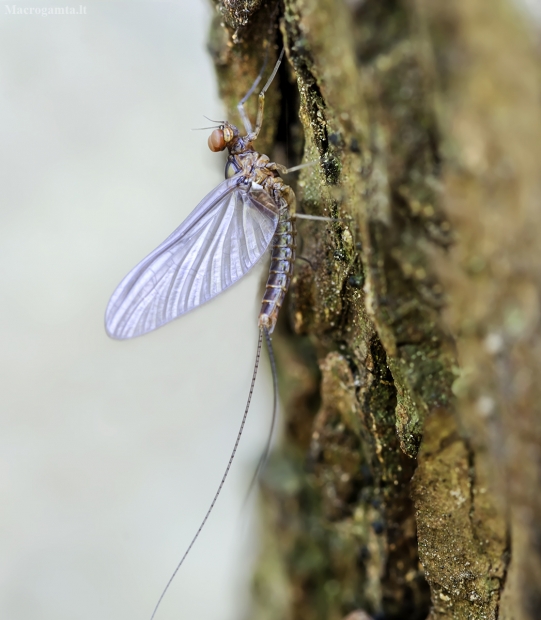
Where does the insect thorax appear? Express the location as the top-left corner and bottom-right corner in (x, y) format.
(227, 150), (274, 182)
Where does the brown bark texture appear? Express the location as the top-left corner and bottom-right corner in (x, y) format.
(208, 1), (541, 619)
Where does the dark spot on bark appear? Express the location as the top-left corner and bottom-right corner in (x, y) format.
(371, 520), (385, 535)
(348, 274), (364, 288)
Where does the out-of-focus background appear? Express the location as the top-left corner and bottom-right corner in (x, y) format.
(0, 2), (274, 619)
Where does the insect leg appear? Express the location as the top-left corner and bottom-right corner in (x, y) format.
(284, 160), (318, 174)
(248, 48), (285, 141)
(296, 255), (316, 270)
(295, 213), (341, 222)
(237, 47), (271, 135)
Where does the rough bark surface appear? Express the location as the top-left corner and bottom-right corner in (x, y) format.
(208, 1), (541, 618)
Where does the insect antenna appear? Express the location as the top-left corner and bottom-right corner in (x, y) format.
(241, 327), (278, 507)
(149, 329), (264, 620)
(202, 115), (225, 123)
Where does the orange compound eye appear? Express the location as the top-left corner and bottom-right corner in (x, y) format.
(208, 129), (226, 152)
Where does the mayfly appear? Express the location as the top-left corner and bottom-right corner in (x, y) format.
(105, 48), (320, 618)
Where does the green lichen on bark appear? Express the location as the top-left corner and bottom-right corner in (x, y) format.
(207, 0), (540, 618)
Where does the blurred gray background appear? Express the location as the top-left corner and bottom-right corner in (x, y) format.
(0, 2), (274, 619)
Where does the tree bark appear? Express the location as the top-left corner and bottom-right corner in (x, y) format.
(208, 1), (541, 618)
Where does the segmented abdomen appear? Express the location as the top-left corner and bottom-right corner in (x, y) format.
(258, 205), (296, 334)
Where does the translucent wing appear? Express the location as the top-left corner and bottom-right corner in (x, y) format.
(105, 177), (279, 339)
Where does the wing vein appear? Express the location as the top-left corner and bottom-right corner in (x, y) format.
(105, 181), (280, 339)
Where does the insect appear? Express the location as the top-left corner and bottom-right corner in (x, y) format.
(105, 48), (324, 618)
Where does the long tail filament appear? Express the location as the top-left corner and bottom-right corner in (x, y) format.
(149, 328), (265, 620)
